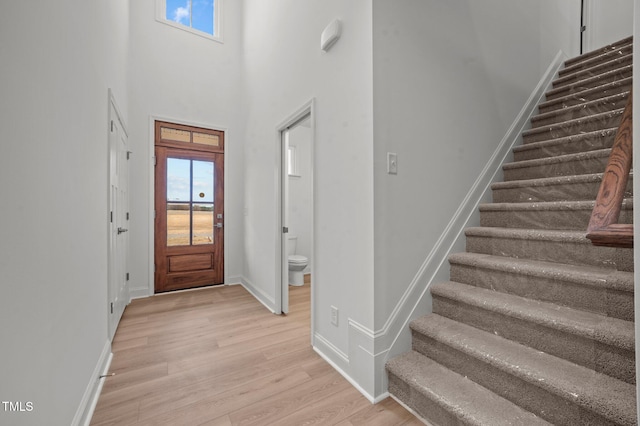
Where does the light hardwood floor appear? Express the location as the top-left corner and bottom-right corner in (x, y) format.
(90, 283), (421, 425)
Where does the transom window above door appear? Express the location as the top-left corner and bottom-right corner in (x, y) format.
(156, 0), (223, 42)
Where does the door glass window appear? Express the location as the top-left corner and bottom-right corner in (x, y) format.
(166, 158), (215, 246)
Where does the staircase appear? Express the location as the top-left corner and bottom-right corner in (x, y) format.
(386, 37), (636, 425)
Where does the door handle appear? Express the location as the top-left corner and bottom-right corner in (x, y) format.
(216, 223), (223, 229)
(117, 227), (128, 234)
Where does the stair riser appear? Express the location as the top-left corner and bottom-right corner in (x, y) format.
(432, 296), (635, 384)
(545, 66), (632, 102)
(479, 207), (633, 230)
(411, 332), (619, 426)
(387, 373), (464, 426)
(523, 111), (623, 144)
(492, 177), (632, 203)
(465, 235), (633, 272)
(538, 79), (632, 114)
(560, 44), (633, 76)
(553, 55), (633, 89)
(449, 262), (634, 321)
(531, 93), (629, 129)
(504, 156), (609, 181)
(513, 131), (616, 161)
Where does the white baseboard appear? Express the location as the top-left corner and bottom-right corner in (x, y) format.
(225, 275), (243, 285)
(313, 337), (384, 404)
(129, 287), (150, 300)
(240, 276), (276, 313)
(72, 341), (112, 426)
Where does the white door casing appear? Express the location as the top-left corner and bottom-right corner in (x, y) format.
(281, 128), (290, 314)
(108, 96), (130, 341)
(276, 99), (314, 319)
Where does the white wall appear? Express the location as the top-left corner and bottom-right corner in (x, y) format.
(127, 0), (245, 297)
(371, 0), (584, 397)
(540, 0), (581, 70)
(242, 0), (376, 395)
(288, 124), (312, 271)
(585, 0), (634, 51)
(0, 1), (129, 424)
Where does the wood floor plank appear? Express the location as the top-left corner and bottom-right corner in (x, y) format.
(335, 397), (418, 426)
(266, 384), (372, 425)
(90, 283), (418, 425)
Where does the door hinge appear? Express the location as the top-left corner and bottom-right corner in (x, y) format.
(153, 156), (157, 166)
(110, 211), (113, 223)
(154, 210), (156, 219)
(283, 227), (289, 233)
(126, 272), (130, 281)
(580, 25), (586, 33)
(127, 151), (132, 160)
(110, 120), (114, 132)
(110, 302), (114, 314)
(126, 212), (130, 220)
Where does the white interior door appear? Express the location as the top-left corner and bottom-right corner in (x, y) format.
(108, 99), (130, 340)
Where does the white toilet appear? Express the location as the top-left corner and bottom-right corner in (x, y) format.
(288, 236), (308, 286)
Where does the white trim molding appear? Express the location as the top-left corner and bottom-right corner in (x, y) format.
(241, 276), (277, 313)
(72, 341), (112, 426)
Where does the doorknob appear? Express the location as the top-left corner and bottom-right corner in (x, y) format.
(117, 227), (128, 234)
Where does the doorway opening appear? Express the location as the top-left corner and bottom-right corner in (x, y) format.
(154, 121), (225, 293)
(277, 100), (314, 321)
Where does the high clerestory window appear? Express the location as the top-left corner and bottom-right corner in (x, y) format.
(156, 0), (223, 42)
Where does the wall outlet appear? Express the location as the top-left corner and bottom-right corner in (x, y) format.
(330, 306), (339, 326)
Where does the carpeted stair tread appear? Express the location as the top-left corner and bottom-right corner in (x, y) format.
(448, 252), (633, 293)
(410, 314), (637, 426)
(386, 351), (552, 426)
(448, 252), (634, 322)
(544, 65), (632, 102)
(479, 199), (633, 230)
(491, 171), (633, 203)
(503, 148), (611, 181)
(530, 92), (629, 128)
(538, 77), (632, 114)
(563, 36), (632, 68)
(465, 227), (633, 271)
(432, 281), (635, 383)
(492, 172), (602, 203)
(522, 109), (624, 144)
(560, 43), (632, 77)
(513, 128), (617, 161)
(553, 53), (633, 89)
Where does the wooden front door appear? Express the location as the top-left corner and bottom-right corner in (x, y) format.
(154, 121), (224, 293)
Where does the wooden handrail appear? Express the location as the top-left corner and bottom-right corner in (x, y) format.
(586, 90), (633, 248)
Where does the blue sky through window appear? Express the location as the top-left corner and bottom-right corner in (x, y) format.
(167, 158), (215, 203)
(166, 0), (214, 36)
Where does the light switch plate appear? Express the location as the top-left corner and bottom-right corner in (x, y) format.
(387, 152), (398, 174)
